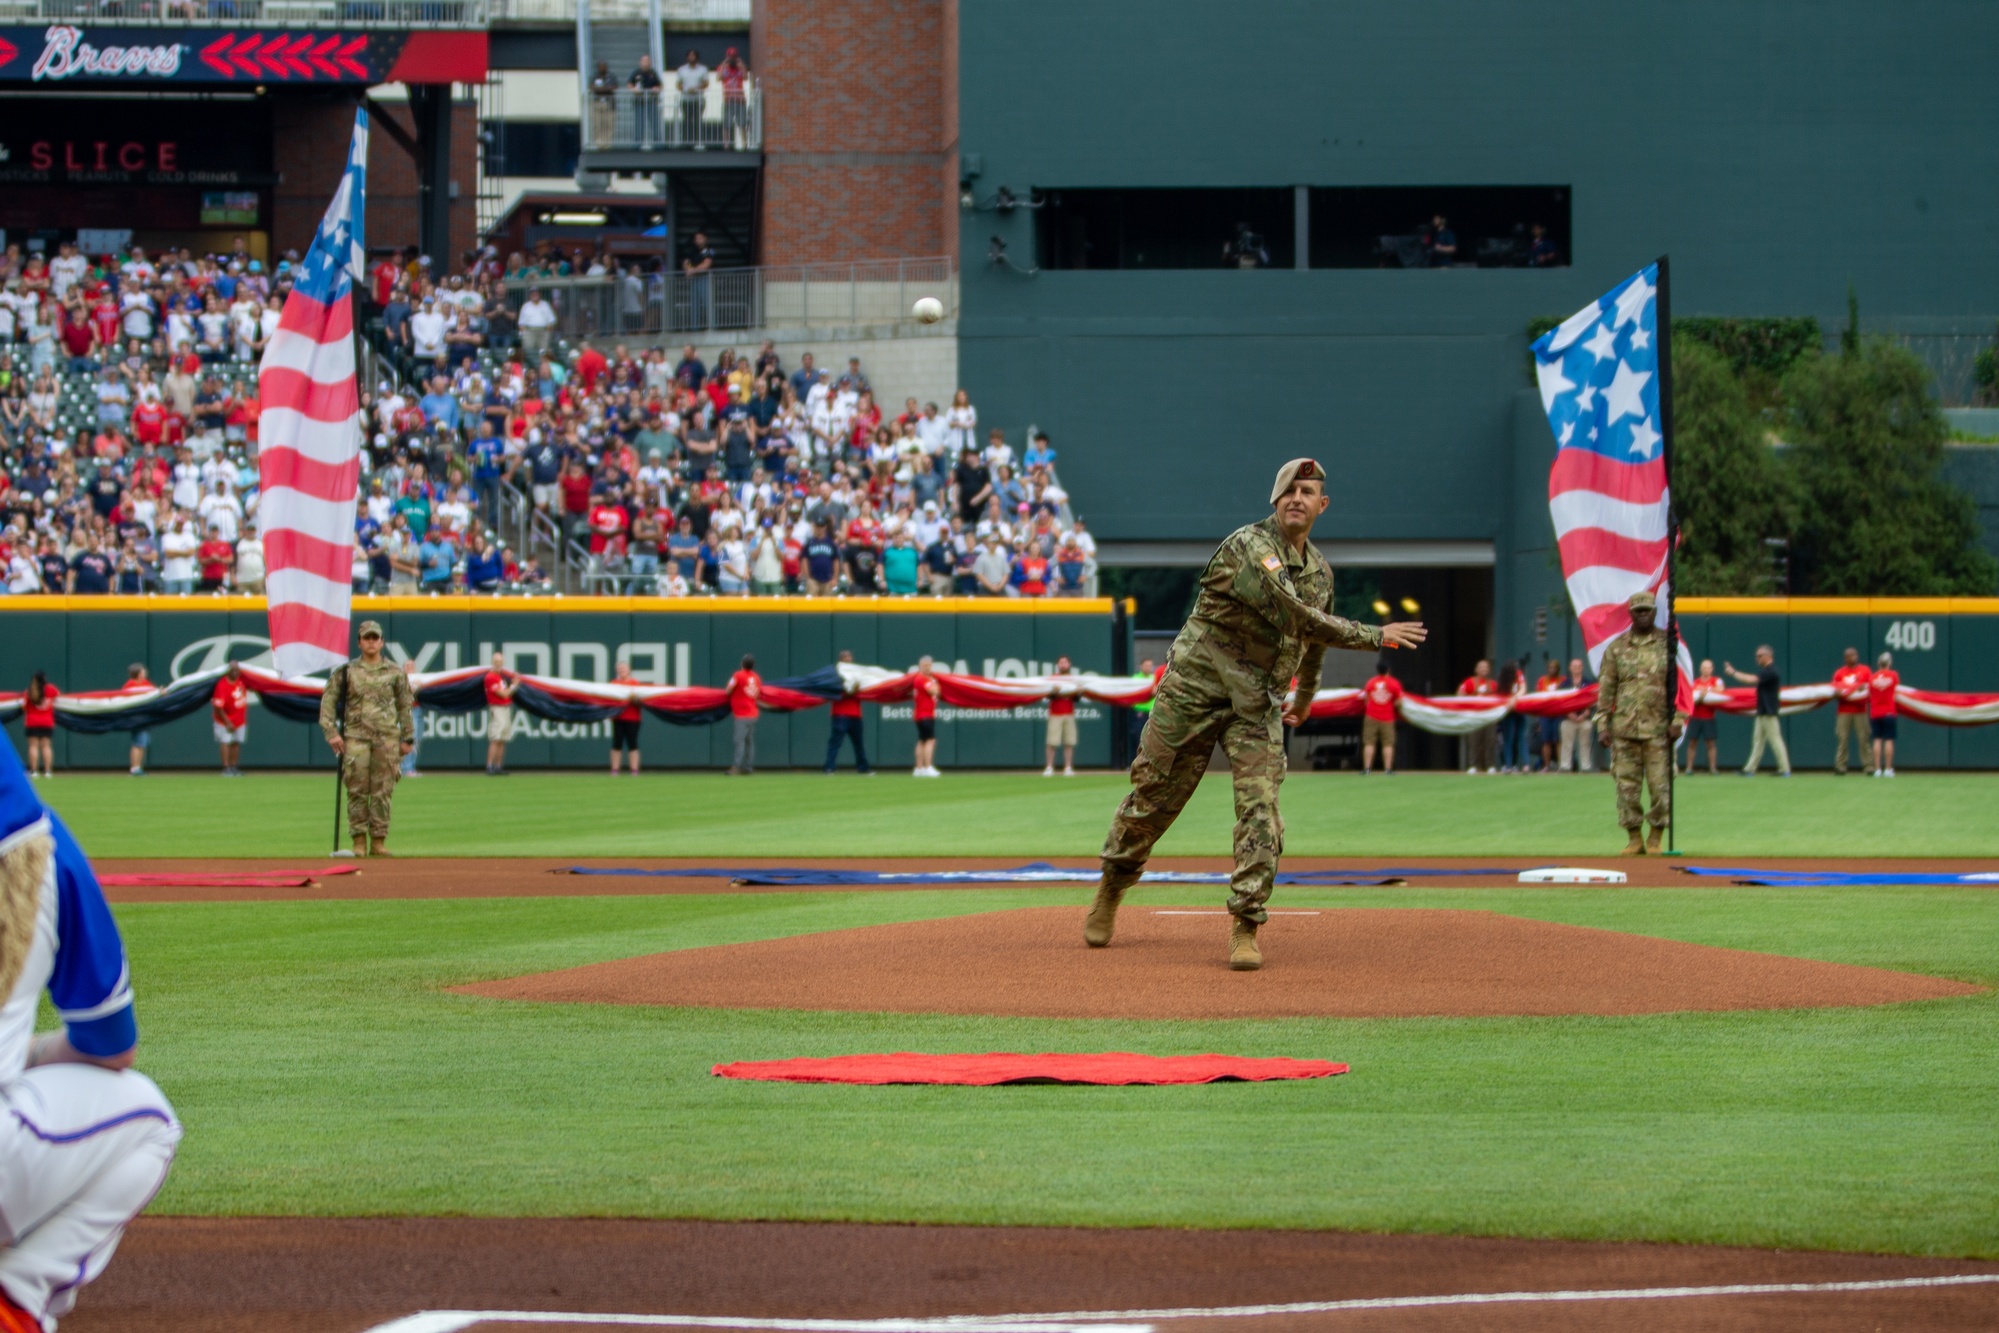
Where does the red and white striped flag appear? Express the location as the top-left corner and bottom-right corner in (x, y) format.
(1532, 261), (1693, 709)
(259, 108), (368, 676)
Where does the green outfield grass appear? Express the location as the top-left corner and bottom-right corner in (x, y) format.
(35, 768), (1999, 858)
(126, 884), (1999, 1255)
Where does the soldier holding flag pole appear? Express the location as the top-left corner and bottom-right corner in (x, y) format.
(256, 108), (371, 852)
(1532, 258), (1694, 854)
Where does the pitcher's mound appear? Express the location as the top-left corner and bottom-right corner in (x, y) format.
(455, 907), (1981, 1019)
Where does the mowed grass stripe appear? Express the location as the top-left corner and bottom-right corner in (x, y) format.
(120, 886), (1999, 1255)
(38, 770), (1999, 858)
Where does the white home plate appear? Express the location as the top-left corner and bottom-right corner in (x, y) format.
(1517, 867), (1628, 884)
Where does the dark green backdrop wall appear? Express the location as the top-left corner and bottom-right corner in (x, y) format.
(954, 0), (1999, 666)
(0, 605), (1125, 771)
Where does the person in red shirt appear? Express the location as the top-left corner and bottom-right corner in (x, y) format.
(1043, 654), (1079, 776)
(21, 672), (58, 778)
(196, 526), (234, 591)
(131, 397), (166, 447)
(210, 661), (249, 776)
(610, 658), (645, 775)
(121, 663), (155, 775)
(573, 344), (608, 392)
(372, 256), (402, 307)
(911, 654), (943, 777)
(1458, 659), (1499, 773)
(1361, 660), (1404, 773)
(483, 651), (518, 776)
(1532, 657), (1564, 772)
(726, 653), (761, 775)
(587, 498), (627, 557)
(1682, 658), (1723, 776)
(1868, 650), (1901, 777)
(823, 648), (873, 774)
(558, 460), (593, 545)
(88, 295), (121, 353)
(1830, 646), (1872, 776)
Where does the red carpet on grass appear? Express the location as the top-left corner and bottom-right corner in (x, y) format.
(96, 866), (360, 889)
(711, 1053), (1348, 1085)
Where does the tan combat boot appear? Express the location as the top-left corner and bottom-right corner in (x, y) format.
(1228, 918), (1262, 971)
(371, 840), (394, 858)
(1620, 829), (1645, 856)
(351, 835), (370, 858)
(1644, 825), (1664, 855)
(1083, 881), (1129, 947)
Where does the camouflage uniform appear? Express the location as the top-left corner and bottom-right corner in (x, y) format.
(318, 653), (417, 843)
(1594, 618), (1687, 831)
(1101, 515), (1381, 923)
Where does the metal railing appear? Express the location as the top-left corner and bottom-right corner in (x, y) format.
(1, 0), (486, 22)
(492, 0), (742, 18)
(580, 83), (760, 153)
(504, 257), (958, 338)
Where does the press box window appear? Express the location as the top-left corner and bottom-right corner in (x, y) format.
(1034, 188), (1295, 270)
(1308, 186), (1569, 268)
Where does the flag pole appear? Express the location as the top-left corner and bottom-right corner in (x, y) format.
(1655, 253), (1680, 856)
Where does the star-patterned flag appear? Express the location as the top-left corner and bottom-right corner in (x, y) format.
(259, 107), (367, 676)
(1532, 262), (1690, 698)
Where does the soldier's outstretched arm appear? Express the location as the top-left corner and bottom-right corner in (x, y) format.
(1225, 557), (1384, 651)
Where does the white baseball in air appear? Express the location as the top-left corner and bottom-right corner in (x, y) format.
(912, 296), (945, 324)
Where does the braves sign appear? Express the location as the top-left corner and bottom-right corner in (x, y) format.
(31, 25), (183, 80)
(0, 24), (484, 85)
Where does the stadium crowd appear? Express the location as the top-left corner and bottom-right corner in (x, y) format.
(0, 237), (1098, 600)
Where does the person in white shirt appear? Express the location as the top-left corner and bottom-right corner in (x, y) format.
(119, 286), (154, 344)
(159, 518), (199, 593)
(197, 481), (242, 544)
(49, 244), (87, 300)
(944, 389), (977, 454)
(409, 303), (448, 359)
(120, 247), (157, 282)
(6, 549), (41, 594)
(517, 289), (557, 357)
(232, 521), (266, 595)
(198, 454), (238, 494)
(170, 451), (203, 512)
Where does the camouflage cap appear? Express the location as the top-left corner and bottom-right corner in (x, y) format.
(1269, 457), (1327, 505)
(1627, 590), (1657, 611)
(357, 620), (385, 638)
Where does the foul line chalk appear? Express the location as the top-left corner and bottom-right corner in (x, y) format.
(959, 1272), (1999, 1321)
(361, 1318), (1146, 1333)
(360, 1272), (1999, 1332)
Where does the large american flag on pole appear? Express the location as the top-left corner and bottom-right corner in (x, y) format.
(259, 108), (368, 676)
(1531, 262), (1692, 697)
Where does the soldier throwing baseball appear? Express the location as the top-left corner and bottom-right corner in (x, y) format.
(1086, 459), (1427, 970)
(1594, 590), (1687, 855)
(318, 620), (416, 858)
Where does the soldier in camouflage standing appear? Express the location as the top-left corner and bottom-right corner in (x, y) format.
(318, 620), (417, 858)
(1086, 459), (1428, 970)
(1594, 590), (1686, 855)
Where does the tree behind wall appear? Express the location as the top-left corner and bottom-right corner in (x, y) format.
(1784, 339), (1999, 595)
(1671, 340), (1797, 595)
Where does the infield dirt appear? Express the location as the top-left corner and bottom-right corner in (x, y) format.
(62, 1216), (1999, 1333)
(454, 903), (1980, 1019)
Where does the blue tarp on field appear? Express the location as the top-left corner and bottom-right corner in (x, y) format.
(562, 862), (1531, 886)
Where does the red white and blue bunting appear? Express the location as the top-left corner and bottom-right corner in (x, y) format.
(4, 666), (1998, 734)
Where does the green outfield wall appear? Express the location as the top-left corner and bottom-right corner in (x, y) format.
(0, 597), (1131, 772)
(1677, 599), (1999, 771)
